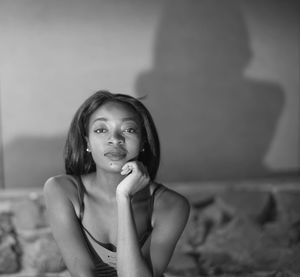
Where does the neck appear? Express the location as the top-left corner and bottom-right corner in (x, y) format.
(87, 168), (151, 202)
(93, 168), (125, 199)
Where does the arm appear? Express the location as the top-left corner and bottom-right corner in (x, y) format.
(116, 162), (190, 277)
(116, 162), (153, 277)
(147, 191), (190, 276)
(43, 176), (96, 277)
(116, 193), (152, 277)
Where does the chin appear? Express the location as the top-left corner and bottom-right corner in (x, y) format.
(106, 161), (125, 172)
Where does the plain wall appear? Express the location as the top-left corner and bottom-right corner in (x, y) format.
(0, 0), (299, 188)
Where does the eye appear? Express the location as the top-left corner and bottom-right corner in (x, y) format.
(94, 128), (107, 134)
(123, 128), (136, 134)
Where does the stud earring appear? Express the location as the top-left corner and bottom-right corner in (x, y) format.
(86, 148), (91, 152)
(141, 148), (145, 153)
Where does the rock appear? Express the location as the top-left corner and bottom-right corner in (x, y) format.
(192, 215), (300, 274)
(185, 197), (233, 249)
(196, 216), (262, 272)
(0, 212), (14, 235)
(0, 211), (20, 273)
(0, 201), (12, 214)
(189, 193), (215, 208)
(218, 189), (272, 222)
(250, 237), (293, 271)
(0, 235), (20, 273)
(167, 251), (198, 277)
(274, 191), (300, 225)
(19, 230), (66, 273)
(12, 196), (47, 230)
(277, 244), (300, 273)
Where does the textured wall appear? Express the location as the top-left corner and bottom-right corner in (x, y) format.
(137, 0), (299, 181)
(0, 177), (300, 276)
(0, 0), (299, 187)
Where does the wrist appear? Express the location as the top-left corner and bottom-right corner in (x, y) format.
(116, 189), (132, 202)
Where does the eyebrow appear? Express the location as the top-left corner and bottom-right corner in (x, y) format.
(91, 117), (139, 124)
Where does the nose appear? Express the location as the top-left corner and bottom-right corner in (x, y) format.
(108, 130), (124, 145)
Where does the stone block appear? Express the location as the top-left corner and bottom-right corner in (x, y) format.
(167, 251), (198, 277)
(0, 235), (20, 273)
(218, 189), (272, 222)
(12, 195), (47, 230)
(250, 236), (293, 271)
(0, 201), (12, 214)
(0, 211), (20, 273)
(183, 197), (233, 251)
(181, 208), (205, 248)
(196, 216), (261, 270)
(19, 229), (66, 273)
(189, 214), (300, 275)
(274, 191), (300, 224)
(280, 245), (300, 273)
(185, 191), (216, 207)
(0, 212), (14, 235)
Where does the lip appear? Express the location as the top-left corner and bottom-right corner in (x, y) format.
(104, 149), (127, 161)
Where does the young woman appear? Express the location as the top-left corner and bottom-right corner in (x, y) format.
(44, 90), (190, 277)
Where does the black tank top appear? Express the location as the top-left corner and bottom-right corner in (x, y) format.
(72, 175), (165, 276)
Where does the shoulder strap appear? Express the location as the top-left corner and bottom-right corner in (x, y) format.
(82, 224), (117, 252)
(73, 175), (85, 221)
(148, 183), (166, 228)
(150, 183), (162, 208)
(138, 184), (165, 246)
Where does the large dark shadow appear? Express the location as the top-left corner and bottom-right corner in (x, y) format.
(4, 135), (66, 188)
(136, 0), (284, 182)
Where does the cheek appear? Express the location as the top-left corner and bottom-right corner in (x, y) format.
(88, 134), (105, 149)
(90, 151), (104, 165)
(89, 140), (106, 160)
(128, 137), (142, 153)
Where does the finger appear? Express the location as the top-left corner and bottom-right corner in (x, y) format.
(121, 163), (129, 171)
(125, 162), (138, 173)
(122, 161), (135, 170)
(120, 168), (130, 175)
(121, 165), (132, 175)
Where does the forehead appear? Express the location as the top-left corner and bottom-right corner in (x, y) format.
(89, 101), (140, 123)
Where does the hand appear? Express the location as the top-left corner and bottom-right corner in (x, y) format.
(116, 161), (150, 198)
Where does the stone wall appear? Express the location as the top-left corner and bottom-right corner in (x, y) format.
(0, 176), (299, 277)
(0, 189), (66, 277)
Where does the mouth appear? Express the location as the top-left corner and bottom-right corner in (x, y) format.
(104, 149), (127, 161)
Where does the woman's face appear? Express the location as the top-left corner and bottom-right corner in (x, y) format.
(86, 101), (143, 173)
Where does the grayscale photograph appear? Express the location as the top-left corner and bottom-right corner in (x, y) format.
(0, 0), (299, 276)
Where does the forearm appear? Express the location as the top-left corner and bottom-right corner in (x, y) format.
(116, 193), (152, 277)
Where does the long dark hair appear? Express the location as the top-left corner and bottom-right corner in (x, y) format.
(64, 90), (160, 180)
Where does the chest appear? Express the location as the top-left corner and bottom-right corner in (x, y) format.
(80, 195), (152, 247)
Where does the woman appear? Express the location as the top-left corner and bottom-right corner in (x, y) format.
(44, 90), (190, 277)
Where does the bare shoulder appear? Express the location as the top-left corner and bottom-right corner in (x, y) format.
(152, 182), (190, 222)
(43, 174), (79, 208)
(44, 174), (76, 194)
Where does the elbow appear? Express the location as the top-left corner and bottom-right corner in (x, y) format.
(69, 267), (95, 277)
(71, 272), (94, 277)
(74, 274), (93, 277)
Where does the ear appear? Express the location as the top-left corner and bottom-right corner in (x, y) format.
(85, 136), (91, 151)
(140, 139), (147, 154)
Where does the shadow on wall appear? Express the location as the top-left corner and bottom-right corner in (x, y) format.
(4, 135), (66, 188)
(136, 0), (284, 182)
